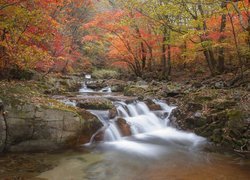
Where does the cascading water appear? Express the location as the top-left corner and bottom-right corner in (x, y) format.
(79, 81), (112, 93)
(79, 81), (94, 93)
(89, 101), (206, 157)
(99, 86), (112, 93)
(45, 89), (250, 180)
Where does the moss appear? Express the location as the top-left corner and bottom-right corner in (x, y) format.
(41, 99), (79, 114)
(77, 99), (113, 110)
(209, 100), (236, 111)
(227, 110), (243, 121)
(211, 129), (222, 143)
(0, 80), (80, 118)
(92, 68), (120, 79)
(124, 86), (146, 96)
(225, 110), (245, 139)
(194, 95), (213, 103)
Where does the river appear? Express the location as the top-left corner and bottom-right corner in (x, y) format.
(0, 84), (249, 180)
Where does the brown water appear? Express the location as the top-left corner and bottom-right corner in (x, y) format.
(0, 149), (249, 180)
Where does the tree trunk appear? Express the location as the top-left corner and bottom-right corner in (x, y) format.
(167, 44), (171, 77)
(141, 41), (147, 70)
(203, 49), (215, 75)
(217, 2), (227, 73)
(135, 27), (147, 70)
(228, 11), (243, 77)
(147, 46), (153, 71)
(161, 27), (167, 79)
(198, 1), (217, 75)
(0, 28), (7, 70)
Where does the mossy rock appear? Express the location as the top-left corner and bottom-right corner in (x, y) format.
(76, 98), (113, 110)
(193, 95), (213, 103)
(210, 129), (223, 143)
(185, 117), (207, 128)
(124, 86), (146, 96)
(208, 100), (236, 111)
(227, 110), (245, 129)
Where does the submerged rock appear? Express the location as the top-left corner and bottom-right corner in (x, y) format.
(145, 99), (162, 111)
(109, 107), (118, 119)
(116, 118), (132, 137)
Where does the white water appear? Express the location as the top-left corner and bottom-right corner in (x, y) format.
(90, 101), (206, 157)
(99, 86), (112, 93)
(79, 81), (94, 93)
(79, 81), (112, 93)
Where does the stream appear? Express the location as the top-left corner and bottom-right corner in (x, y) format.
(1, 83), (250, 179)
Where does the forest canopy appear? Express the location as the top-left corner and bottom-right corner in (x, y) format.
(0, 0), (249, 79)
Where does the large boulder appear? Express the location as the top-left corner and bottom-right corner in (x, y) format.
(76, 98), (113, 110)
(1, 104), (83, 152)
(78, 109), (104, 143)
(0, 79), (104, 152)
(0, 102), (104, 152)
(43, 75), (82, 94)
(0, 98), (6, 152)
(124, 86), (146, 97)
(106, 79), (127, 92)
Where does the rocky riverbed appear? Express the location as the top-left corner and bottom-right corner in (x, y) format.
(0, 73), (249, 154)
(0, 73), (249, 179)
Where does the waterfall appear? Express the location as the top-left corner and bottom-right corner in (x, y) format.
(79, 81), (94, 93)
(99, 86), (112, 93)
(87, 100), (206, 157)
(103, 101), (172, 141)
(79, 81), (112, 93)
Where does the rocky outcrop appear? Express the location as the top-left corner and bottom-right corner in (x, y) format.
(43, 75), (82, 94)
(124, 86), (146, 97)
(170, 89), (250, 152)
(78, 109), (103, 142)
(76, 98), (113, 110)
(0, 103), (104, 152)
(0, 80), (103, 152)
(106, 79), (127, 92)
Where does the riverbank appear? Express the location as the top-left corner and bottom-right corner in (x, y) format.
(0, 75), (102, 153)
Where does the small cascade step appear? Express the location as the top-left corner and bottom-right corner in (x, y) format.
(90, 100), (175, 142)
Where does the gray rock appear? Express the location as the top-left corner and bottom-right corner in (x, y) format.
(194, 112), (202, 118)
(136, 80), (148, 86)
(9, 139), (59, 152)
(0, 103), (93, 152)
(214, 81), (224, 89)
(0, 114), (6, 152)
(76, 98), (113, 110)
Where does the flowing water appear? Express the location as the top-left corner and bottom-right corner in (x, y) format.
(2, 83), (249, 179)
(40, 82), (249, 180)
